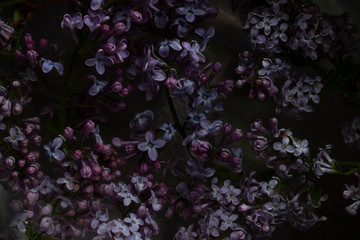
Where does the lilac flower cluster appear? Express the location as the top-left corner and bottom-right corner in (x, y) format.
(242, 0), (357, 60)
(343, 172), (360, 216)
(0, 0), (358, 239)
(234, 51), (323, 118)
(173, 172), (327, 240)
(246, 118), (338, 179)
(342, 116), (360, 149)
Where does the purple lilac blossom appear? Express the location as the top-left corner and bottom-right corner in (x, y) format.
(137, 130), (166, 161)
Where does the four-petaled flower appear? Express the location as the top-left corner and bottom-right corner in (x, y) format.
(193, 86), (217, 112)
(273, 136), (295, 155)
(137, 130), (166, 161)
(293, 139), (309, 156)
(42, 59), (64, 75)
(56, 172), (76, 190)
(44, 137), (66, 161)
(85, 49), (114, 75)
(181, 41), (205, 63)
(3, 126), (25, 150)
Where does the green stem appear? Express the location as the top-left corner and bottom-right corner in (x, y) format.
(336, 161), (360, 167)
(333, 167), (360, 176)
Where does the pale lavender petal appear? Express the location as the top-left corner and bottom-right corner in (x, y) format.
(153, 139), (166, 148)
(53, 150), (65, 161)
(42, 61), (54, 73)
(138, 142), (149, 151)
(148, 148), (158, 161)
(52, 137), (63, 149)
(85, 58), (96, 66)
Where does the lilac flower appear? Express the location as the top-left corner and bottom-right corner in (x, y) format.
(259, 179), (278, 197)
(273, 136), (295, 155)
(195, 26), (215, 51)
(124, 213), (144, 232)
(137, 131), (166, 161)
(193, 86), (217, 112)
(9, 213), (27, 232)
(220, 213), (238, 231)
(176, 3), (206, 23)
(224, 184), (241, 205)
(109, 38), (129, 63)
(130, 110), (154, 132)
(110, 219), (130, 236)
(42, 59), (64, 75)
(118, 191), (139, 206)
(61, 13), (84, 30)
(293, 139), (309, 157)
(181, 41), (205, 63)
(211, 185), (226, 203)
(148, 190), (162, 211)
(271, 23), (288, 42)
(266, 0), (288, 13)
(187, 109), (206, 126)
(258, 58), (274, 76)
(158, 39), (182, 58)
(186, 158), (215, 179)
(153, 9), (169, 28)
(87, 75), (108, 96)
(84, 14), (101, 32)
(249, 28), (266, 48)
(264, 195), (286, 215)
(256, 16), (279, 35)
(198, 119), (223, 137)
(91, 211), (109, 229)
(56, 172), (76, 191)
(294, 95), (313, 112)
(43, 137), (66, 161)
(345, 201), (360, 216)
(171, 18), (192, 38)
(3, 127), (25, 150)
(85, 49), (114, 75)
(174, 225), (197, 240)
(19, 68), (37, 82)
(159, 122), (177, 141)
(113, 9), (132, 32)
(91, 0), (104, 11)
(172, 78), (195, 99)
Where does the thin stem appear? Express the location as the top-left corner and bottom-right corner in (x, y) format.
(336, 161), (360, 167)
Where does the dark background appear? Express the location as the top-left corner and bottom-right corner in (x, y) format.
(1, 0), (360, 239)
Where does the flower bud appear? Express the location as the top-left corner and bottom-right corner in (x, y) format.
(103, 42), (116, 54)
(26, 50), (38, 68)
(39, 217), (52, 229)
(111, 81), (122, 93)
(6, 156), (15, 168)
(39, 205), (52, 216)
(83, 120), (95, 134)
(39, 39), (48, 50)
(165, 75), (177, 88)
(12, 102), (23, 115)
(26, 190), (39, 206)
(231, 129), (243, 140)
(64, 126), (74, 140)
(213, 62), (222, 72)
(112, 22), (126, 34)
(129, 10), (142, 22)
(74, 149), (82, 160)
